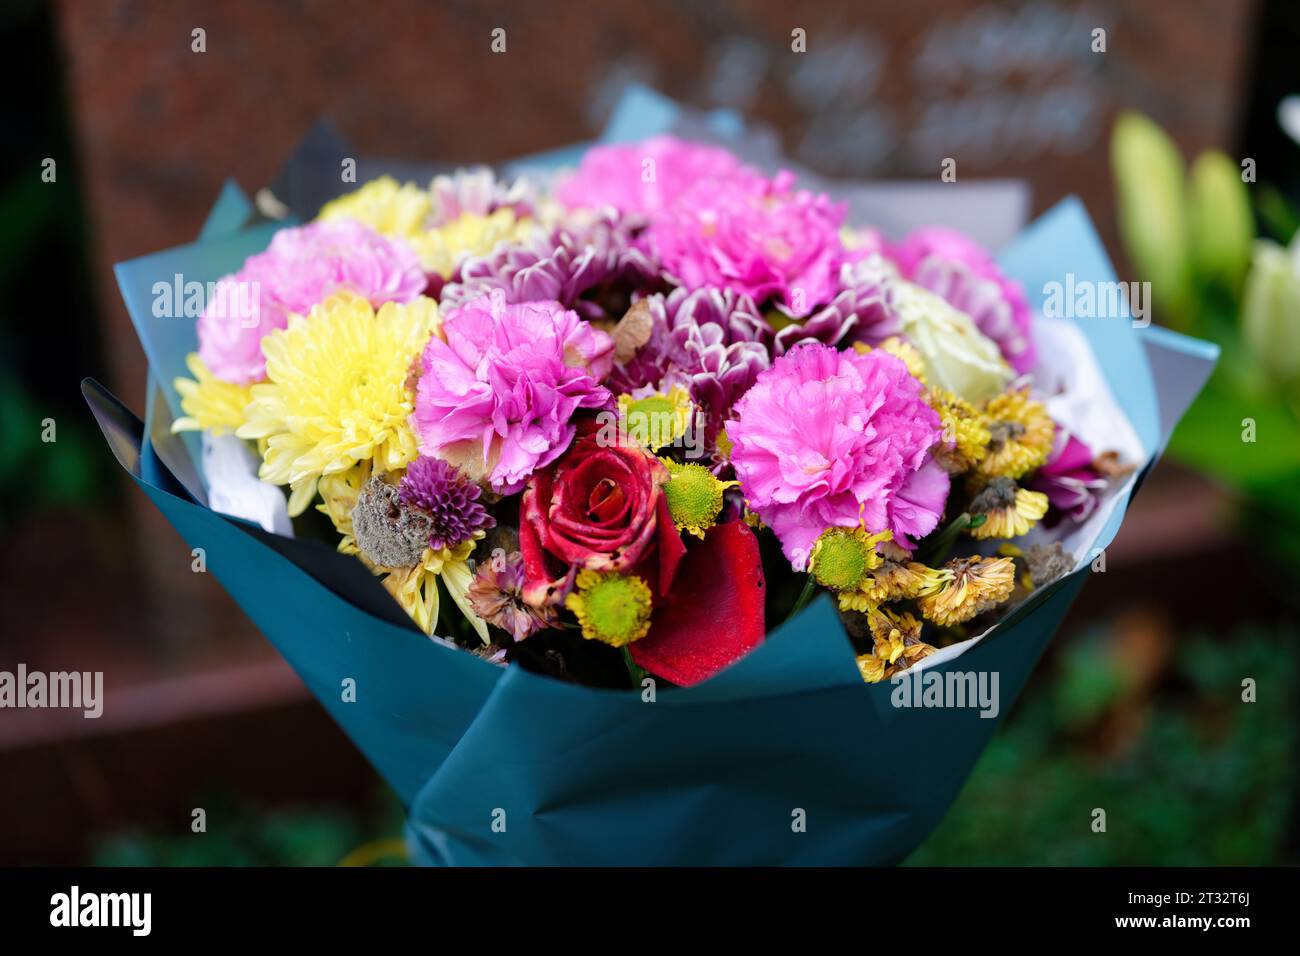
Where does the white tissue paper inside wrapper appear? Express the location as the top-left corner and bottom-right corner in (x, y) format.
(201, 432), (294, 538)
(911, 315), (1148, 673)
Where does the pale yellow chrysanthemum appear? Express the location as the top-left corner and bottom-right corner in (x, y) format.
(236, 291), (439, 516)
(917, 555), (1016, 626)
(968, 477), (1050, 539)
(410, 209), (538, 278)
(978, 387), (1055, 479)
(855, 607), (936, 683)
(172, 353), (255, 436)
(383, 538), (487, 641)
(839, 559), (949, 612)
(317, 176), (433, 239)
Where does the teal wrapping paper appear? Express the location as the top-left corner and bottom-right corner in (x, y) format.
(88, 88), (1217, 865)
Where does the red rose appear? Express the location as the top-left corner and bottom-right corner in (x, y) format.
(521, 423), (686, 607)
(521, 420), (766, 687)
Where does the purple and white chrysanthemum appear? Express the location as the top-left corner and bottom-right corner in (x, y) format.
(399, 456), (496, 551)
(439, 214), (660, 323)
(609, 287), (772, 449)
(772, 255), (904, 355)
(428, 167), (540, 226)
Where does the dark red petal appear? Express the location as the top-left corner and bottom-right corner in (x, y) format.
(630, 521), (765, 687)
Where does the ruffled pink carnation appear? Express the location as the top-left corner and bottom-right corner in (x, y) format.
(412, 297), (615, 494)
(556, 135), (749, 218)
(891, 226), (1036, 374)
(727, 343), (948, 569)
(197, 219), (426, 384)
(645, 169), (850, 319)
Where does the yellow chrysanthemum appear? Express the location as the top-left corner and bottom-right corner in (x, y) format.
(855, 608), (934, 683)
(839, 559), (949, 612)
(318, 176), (432, 239)
(978, 387), (1055, 479)
(619, 387), (695, 451)
(565, 569), (653, 647)
(927, 386), (990, 475)
(410, 209), (537, 278)
(383, 538), (486, 641)
(661, 458), (735, 539)
(172, 353), (255, 436)
(236, 291), (439, 516)
(968, 477), (1049, 539)
(917, 555), (1016, 626)
(854, 336), (928, 384)
(809, 526), (891, 592)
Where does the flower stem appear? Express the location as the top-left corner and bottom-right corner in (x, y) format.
(916, 512), (986, 566)
(621, 646), (648, 688)
(786, 573), (819, 622)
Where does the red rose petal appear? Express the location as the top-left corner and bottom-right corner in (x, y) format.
(630, 521), (765, 687)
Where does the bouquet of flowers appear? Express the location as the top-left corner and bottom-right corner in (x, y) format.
(88, 89), (1215, 864)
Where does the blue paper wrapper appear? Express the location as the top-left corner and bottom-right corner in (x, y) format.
(87, 88), (1217, 865)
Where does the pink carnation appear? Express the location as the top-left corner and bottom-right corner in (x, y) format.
(197, 219), (426, 384)
(891, 226), (1036, 374)
(412, 297), (615, 494)
(645, 170), (850, 318)
(556, 135), (749, 218)
(727, 343), (948, 568)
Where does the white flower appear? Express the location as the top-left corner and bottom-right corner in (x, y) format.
(890, 278), (1013, 402)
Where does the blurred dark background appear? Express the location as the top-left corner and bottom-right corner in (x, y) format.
(1, 0), (1297, 865)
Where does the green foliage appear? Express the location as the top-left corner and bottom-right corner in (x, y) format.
(908, 625), (1296, 866)
(93, 794), (407, 867)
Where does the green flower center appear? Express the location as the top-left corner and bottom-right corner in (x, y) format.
(663, 461), (725, 534)
(568, 572), (653, 647)
(810, 528), (877, 591)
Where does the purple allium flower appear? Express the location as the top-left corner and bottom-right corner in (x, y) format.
(1026, 431), (1109, 525)
(467, 549), (557, 642)
(556, 135), (751, 220)
(399, 455), (496, 551)
(198, 219), (426, 384)
(439, 215), (659, 323)
(644, 169), (853, 319)
(727, 343), (948, 568)
(412, 297), (614, 494)
(608, 287), (772, 449)
(891, 227), (1036, 374)
(428, 167), (539, 226)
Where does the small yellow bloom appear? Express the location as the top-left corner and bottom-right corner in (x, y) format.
(839, 558), (948, 612)
(410, 208), (538, 278)
(565, 569), (654, 647)
(172, 353), (255, 436)
(236, 291), (439, 516)
(926, 387), (990, 475)
(661, 458), (735, 539)
(808, 526), (891, 592)
(854, 336), (928, 384)
(917, 555), (1017, 627)
(855, 608), (935, 683)
(978, 387), (1055, 479)
(619, 387), (695, 451)
(318, 176), (433, 239)
(968, 477), (1049, 539)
